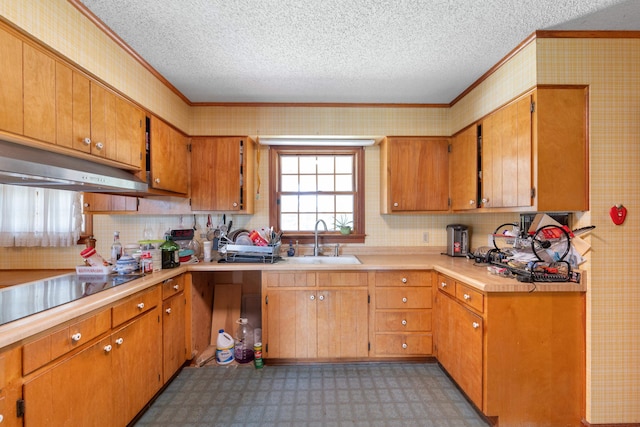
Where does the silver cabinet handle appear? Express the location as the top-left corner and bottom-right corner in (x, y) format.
(402, 297), (407, 303)
(71, 333), (82, 342)
(115, 337), (124, 345)
(401, 320), (407, 326)
(166, 308), (172, 314)
(104, 344), (112, 353)
(137, 302), (145, 310)
(472, 322), (480, 329)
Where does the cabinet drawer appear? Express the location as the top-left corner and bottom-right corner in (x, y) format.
(375, 310), (432, 332)
(374, 334), (433, 356)
(23, 308), (111, 375)
(263, 272), (316, 287)
(112, 285), (161, 327)
(436, 274), (456, 297)
(161, 274), (184, 300)
(317, 271), (367, 287)
(455, 282), (484, 313)
(375, 287), (432, 309)
(375, 271), (431, 287)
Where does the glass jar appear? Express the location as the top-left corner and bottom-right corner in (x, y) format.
(159, 235), (180, 269)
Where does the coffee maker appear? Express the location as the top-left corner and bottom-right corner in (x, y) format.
(446, 224), (469, 257)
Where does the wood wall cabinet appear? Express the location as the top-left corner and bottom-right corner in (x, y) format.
(450, 124), (480, 211)
(82, 193), (138, 213)
(161, 275), (187, 382)
(380, 137), (449, 213)
(372, 271), (433, 357)
(149, 116), (189, 195)
(0, 346), (22, 427)
(262, 271), (368, 360)
(190, 136), (255, 213)
(434, 273), (585, 425)
(0, 21), (144, 170)
(474, 86), (588, 212)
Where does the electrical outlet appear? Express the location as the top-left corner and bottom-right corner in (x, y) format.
(422, 232), (429, 243)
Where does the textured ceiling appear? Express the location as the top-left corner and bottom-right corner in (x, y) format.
(79, 0), (640, 104)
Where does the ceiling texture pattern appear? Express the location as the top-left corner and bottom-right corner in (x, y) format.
(79, 0), (640, 104)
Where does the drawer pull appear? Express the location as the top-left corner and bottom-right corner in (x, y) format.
(441, 282), (447, 288)
(104, 344), (112, 353)
(319, 295), (325, 301)
(137, 302), (145, 310)
(166, 308), (172, 314)
(173, 284), (179, 290)
(402, 297), (407, 303)
(71, 333), (82, 342)
(472, 322), (480, 329)
(401, 319), (407, 326)
(115, 337), (124, 345)
(95, 142), (104, 151)
(83, 137), (91, 145)
(310, 295), (315, 301)
(402, 343), (408, 349)
(401, 277), (407, 283)
(464, 294), (471, 300)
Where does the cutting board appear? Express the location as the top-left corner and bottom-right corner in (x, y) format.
(209, 284), (242, 345)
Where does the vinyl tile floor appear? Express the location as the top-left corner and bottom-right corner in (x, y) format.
(134, 362), (490, 427)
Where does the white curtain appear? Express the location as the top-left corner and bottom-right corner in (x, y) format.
(0, 184), (82, 247)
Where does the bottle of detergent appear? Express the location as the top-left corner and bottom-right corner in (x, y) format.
(215, 329), (234, 365)
(234, 318), (254, 364)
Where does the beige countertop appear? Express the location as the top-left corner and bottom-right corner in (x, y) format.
(0, 255), (585, 349)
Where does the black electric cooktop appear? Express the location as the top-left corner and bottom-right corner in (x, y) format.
(0, 273), (142, 326)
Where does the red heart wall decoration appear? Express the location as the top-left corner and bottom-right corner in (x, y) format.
(610, 205), (627, 225)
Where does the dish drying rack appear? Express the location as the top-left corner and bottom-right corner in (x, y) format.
(217, 235), (281, 263)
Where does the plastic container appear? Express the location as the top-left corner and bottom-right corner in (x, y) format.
(215, 329), (234, 365)
(234, 318), (254, 364)
(80, 247), (108, 267)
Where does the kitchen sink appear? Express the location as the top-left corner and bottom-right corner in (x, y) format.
(282, 255), (362, 265)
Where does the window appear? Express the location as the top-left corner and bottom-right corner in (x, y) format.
(0, 184), (82, 247)
(269, 146), (365, 244)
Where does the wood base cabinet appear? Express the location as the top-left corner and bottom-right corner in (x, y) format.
(372, 271), (433, 357)
(262, 271), (368, 360)
(435, 274), (585, 426)
(0, 346), (22, 427)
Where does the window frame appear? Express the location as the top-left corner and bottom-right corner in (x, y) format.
(269, 145), (365, 244)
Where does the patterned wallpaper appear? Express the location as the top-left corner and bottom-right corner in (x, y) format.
(1, 0), (638, 422)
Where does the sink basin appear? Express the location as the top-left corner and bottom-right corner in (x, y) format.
(283, 255), (362, 265)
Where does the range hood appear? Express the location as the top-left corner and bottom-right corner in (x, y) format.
(0, 139), (148, 193)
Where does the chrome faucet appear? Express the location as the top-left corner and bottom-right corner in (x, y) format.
(313, 219), (327, 256)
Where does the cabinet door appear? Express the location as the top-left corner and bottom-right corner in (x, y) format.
(191, 137), (243, 211)
(82, 193), (137, 213)
(450, 125), (478, 211)
(435, 291), (455, 373)
(111, 306), (162, 426)
(162, 292), (186, 382)
(387, 137), (449, 211)
(150, 116), (189, 194)
(115, 96), (144, 168)
(23, 337), (114, 427)
(0, 27), (23, 134)
(90, 83), (117, 160)
(265, 290), (317, 359)
(316, 289), (368, 358)
(481, 96), (532, 208)
(453, 301), (483, 408)
(23, 43), (56, 144)
(0, 347), (22, 427)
